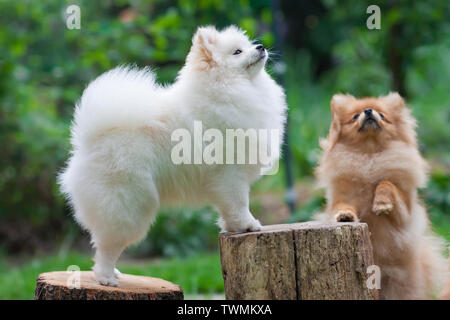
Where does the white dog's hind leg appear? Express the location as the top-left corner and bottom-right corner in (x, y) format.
(75, 175), (159, 287)
(93, 242), (126, 287)
(90, 204), (157, 286)
(62, 145), (160, 286)
(91, 208), (157, 287)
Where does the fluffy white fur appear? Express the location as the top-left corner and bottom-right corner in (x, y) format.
(59, 26), (287, 286)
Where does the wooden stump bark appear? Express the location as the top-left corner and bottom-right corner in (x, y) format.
(219, 222), (378, 300)
(35, 271), (183, 300)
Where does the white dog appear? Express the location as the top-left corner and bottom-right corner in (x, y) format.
(59, 25), (287, 286)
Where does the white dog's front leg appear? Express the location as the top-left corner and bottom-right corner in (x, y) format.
(211, 174), (262, 233)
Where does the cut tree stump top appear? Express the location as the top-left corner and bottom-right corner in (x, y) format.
(35, 271), (183, 300)
(221, 221), (360, 237)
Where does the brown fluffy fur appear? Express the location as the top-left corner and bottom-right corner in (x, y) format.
(439, 255), (450, 300)
(315, 92), (448, 299)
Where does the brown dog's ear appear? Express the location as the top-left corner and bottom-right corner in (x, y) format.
(321, 94), (354, 151)
(379, 92), (405, 110)
(330, 94), (355, 115)
(329, 94), (354, 136)
(188, 26), (218, 70)
(320, 118), (341, 151)
(380, 92), (417, 146)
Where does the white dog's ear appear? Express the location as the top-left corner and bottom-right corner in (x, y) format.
(380, 92), (405, 110)
(189, 26), (218, 70)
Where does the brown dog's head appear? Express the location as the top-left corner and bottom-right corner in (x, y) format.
(321, 92), (417, 152)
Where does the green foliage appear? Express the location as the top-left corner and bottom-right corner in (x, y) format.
(424, 171), (450, 219)
(288, 194), (326, 223)
(283, 51), (331, 176)
(425, 171), (450, 242)
(322, 0), (450, 97)
(129, 207), (220, 258)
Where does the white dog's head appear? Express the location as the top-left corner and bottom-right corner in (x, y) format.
(184, 25), (267, 80)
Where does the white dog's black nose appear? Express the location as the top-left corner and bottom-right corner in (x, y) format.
(256, 44), (264, 51)
(364, 108), (373, 116)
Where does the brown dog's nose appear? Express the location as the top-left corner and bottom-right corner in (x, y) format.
(256, 44), (264, 51)
(364, 108), (373, 116)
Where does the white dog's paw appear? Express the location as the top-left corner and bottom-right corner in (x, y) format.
(242, 218), (262, 232)
(95, 273), (119, 287)
(220, 216), (262, 233)
(114, 268), (122, 278)
(93, 265), (119, 287)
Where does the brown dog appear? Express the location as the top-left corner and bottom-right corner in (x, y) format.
(315, 93), (447, 299)
(439, 255), (450, 300)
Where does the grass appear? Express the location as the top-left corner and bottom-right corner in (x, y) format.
(0, 251), (223, 300)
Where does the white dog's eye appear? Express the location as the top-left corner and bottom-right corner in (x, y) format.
(233, 49), (242, 55)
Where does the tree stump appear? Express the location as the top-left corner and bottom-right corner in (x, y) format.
(35, 271), (183, 300)
(219, 222), (378, 300)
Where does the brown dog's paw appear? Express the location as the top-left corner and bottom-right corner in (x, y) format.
(334, 210), (358, 222)
(372, 201), (393, 216)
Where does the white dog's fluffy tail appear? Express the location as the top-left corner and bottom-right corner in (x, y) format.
(71, 66), (160, 148)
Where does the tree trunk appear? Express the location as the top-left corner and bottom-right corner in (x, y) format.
(387, 23), (407, 97)
(219, 222), (378, 300)
(35, 271), (183, 300)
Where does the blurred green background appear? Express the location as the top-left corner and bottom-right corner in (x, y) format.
(0, 0), (449, 299)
